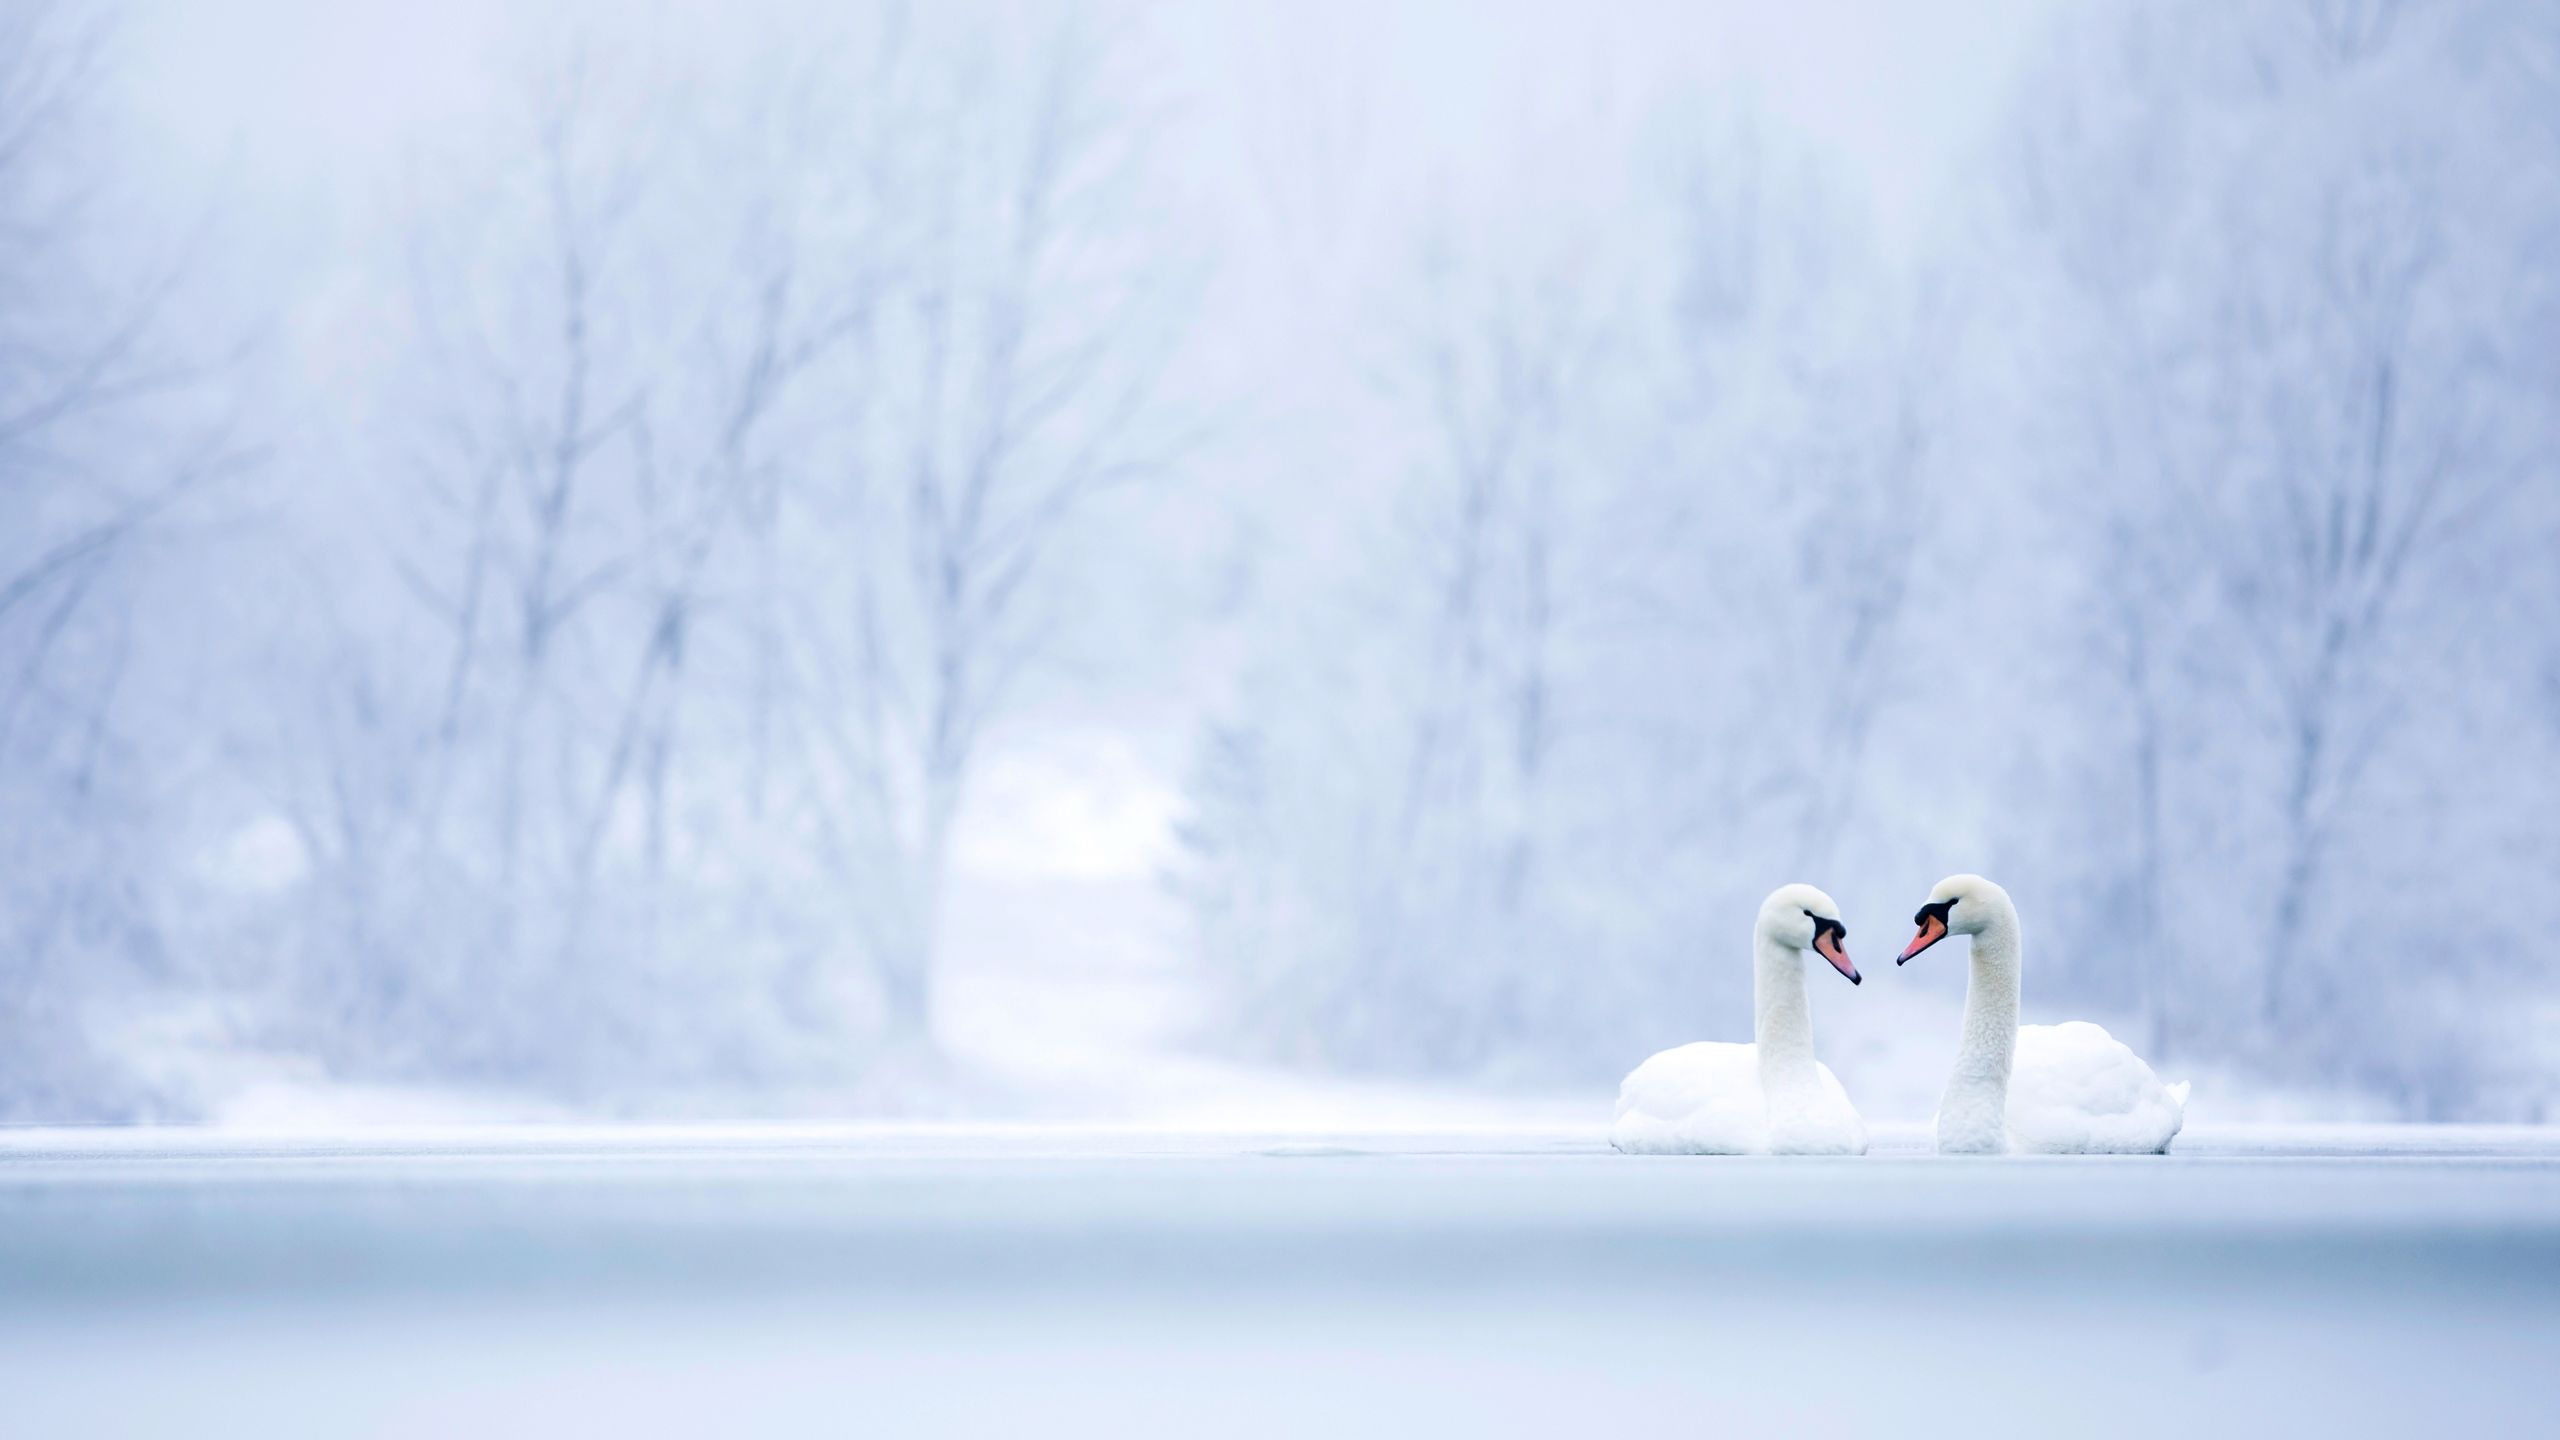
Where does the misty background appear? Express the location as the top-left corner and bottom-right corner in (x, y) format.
(4, 0), (2555, 1123)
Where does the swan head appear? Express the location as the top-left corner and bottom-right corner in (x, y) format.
(1761, 883), (1859, 985)
(1897, 873), (2012, 964)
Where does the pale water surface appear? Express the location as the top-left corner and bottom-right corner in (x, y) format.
(3, 1124), (2555, 1436)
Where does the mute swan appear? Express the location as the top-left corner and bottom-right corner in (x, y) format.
(1611, 883), (1869, 1156)
(1897, 874), (2189, 1155)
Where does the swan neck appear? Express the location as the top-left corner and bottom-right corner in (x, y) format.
(1753, 929), (1820, 1091)
(1952, 908), (2022, 1088)
(1931, 889), (2023, 1153)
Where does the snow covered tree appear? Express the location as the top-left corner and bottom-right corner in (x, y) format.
(781, 9), (1184, 1056)
(0, 1), (234, 1117)
(1183, 108), (1930, 1077)
(1989, 0), (2560, 1108)
(234, 5), (1184, 1093)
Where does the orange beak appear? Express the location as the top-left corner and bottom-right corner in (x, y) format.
(1815, 927), (1860, 985)
(1898, 913), (1948, 965)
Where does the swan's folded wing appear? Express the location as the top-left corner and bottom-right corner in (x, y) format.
(1813, 1060), (1870, 1156)
(2010, 1022), (2184, 1154)
(1611, 1042), (1766, 1154)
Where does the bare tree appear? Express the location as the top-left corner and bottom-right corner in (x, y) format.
(0, 2), (229, 1118)
(1997, 0), (2558, 1101)
(291, 24), (899, 1085)
(0, 5), (204, 640)
(786, 13), (1183, 1055)
(1181, 109), (1924, 1076)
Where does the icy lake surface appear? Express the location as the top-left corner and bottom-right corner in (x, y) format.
(3, 1123), (2556, 1437)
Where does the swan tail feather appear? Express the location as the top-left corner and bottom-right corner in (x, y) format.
(2167, 1080), (2191, 1110)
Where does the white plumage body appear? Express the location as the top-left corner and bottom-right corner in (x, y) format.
(1611, 1040), (1868, 1155)
(2005, 1021), (2189, 1154)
